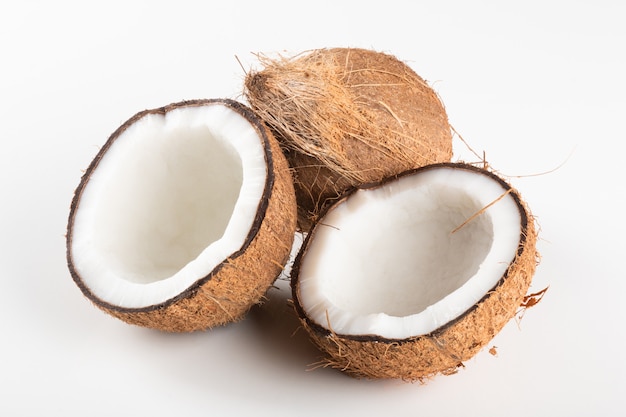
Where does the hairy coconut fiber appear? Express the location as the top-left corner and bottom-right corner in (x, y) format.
(244, 48), (453, 230)
(290, 163), (539, 381)
(66, 99), (297, 332)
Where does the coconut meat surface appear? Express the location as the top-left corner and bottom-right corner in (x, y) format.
(298, 167), (522, 339)
(70, 104), (267, 308)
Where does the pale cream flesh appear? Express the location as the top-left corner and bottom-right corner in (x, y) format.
(298, 167), (521, 339)
(70, 104), (267, 308)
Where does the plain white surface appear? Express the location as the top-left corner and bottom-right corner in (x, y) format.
(1, 1), (624, 416)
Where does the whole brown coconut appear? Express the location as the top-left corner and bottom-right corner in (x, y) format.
(244, 47), (453, 230)
(66, 99), (297, 332)
(291, 163), (539, 381)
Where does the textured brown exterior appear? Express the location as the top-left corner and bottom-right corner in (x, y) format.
(291, 163), (539, 381)
(67, 99), (297, 332)
(245, 48), (453, 230)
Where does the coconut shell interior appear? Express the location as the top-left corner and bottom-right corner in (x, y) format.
(291, 163), (539, 381)
(66, 99), (297, 332)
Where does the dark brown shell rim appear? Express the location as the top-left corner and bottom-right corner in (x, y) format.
(290, 162), (530, 344)
(66, 99), (275, 313)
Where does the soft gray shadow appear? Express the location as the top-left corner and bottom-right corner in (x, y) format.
(246, 277), (332, 372)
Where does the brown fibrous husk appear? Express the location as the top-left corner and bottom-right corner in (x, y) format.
(244, 48), (453, 230)
(291, 163), (540, 381)
(66, 99), (297, 332)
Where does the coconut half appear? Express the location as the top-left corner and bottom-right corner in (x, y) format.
(244, 48), (453, 230)
(291, 163), (538, 380)
(66, 99), (297, 332)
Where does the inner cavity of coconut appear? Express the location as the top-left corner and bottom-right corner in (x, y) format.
(70, 104), (267, 308)
(297, 166), (522, 339)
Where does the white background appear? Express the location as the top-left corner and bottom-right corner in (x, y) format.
(1, 1), (624, 416)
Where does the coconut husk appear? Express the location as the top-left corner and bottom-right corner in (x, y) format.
(291, 163), (539, 381)
(66, 99), (297, 332)
(245, 48), (453, 230)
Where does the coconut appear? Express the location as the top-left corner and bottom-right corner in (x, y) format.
(244, 47), (453, 230)
(291, 163), (538, 381)
(66, 99), (297, 332)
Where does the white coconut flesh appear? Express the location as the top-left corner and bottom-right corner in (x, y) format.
(70, 104), (268, 309)
(297, 166), (522, 340)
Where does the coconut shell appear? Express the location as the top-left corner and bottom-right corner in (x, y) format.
(290, 163), (539, 381)
(245, 48), (453, 230)
(66, 99), (297, 332)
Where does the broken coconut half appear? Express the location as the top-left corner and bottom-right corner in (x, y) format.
(66, 99), (297, 332)
(244, 47), (453, 230)
(291, 163), (538, 380)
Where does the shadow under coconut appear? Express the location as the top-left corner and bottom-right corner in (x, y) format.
(248, 232), (377, 381)
(246, 276), (333, 373)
